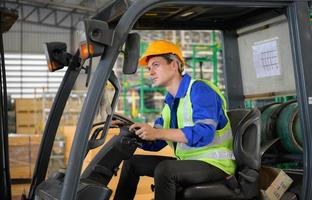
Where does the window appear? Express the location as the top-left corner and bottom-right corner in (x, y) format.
(5, 53), (66, 98)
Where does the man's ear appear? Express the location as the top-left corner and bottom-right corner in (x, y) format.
(171, 60), (179, 72)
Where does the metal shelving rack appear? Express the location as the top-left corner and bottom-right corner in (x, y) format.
(186, 31), (222, 87)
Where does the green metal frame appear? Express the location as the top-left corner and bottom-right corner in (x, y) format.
(188, 31), (221, 86)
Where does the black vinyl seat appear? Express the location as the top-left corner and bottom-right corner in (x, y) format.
(181, 108), (261, 200)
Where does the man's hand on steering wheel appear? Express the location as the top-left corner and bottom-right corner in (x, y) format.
(129, 123), (159, 141)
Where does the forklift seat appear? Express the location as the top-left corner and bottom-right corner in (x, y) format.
(181, 108), (261, 200)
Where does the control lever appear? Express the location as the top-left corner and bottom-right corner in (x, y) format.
(120, 137), (142, 148)
(120, 126), (145, 142)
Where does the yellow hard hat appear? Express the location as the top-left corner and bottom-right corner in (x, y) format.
(139, 40), (185, 66)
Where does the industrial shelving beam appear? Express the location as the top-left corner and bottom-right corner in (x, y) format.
(0, 0), (94, 29)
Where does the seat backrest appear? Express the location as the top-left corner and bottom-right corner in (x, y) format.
(227, 108), (261, 170)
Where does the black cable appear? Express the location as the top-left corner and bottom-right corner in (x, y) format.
(85, 57), (92, 87)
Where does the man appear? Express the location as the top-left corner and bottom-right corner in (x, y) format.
(113, 40), (236, 200)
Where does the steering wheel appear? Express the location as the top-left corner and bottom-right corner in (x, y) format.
(88, 113), (143, 150)
(91, 113), (134, 129)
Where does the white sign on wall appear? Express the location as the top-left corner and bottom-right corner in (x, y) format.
(252, 37), (281, 78)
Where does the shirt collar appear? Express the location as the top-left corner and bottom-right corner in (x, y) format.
(165, 73), (192, 104)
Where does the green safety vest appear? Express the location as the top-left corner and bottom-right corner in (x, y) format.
(161, 79), (236, 175)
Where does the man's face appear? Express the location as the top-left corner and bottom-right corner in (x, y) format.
(147, 56), (176, 87)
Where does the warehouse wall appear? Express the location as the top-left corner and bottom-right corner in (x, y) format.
(3, 22), (75, 98)
(3, 22), (73, 54)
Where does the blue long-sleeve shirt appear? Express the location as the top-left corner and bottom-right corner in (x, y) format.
(141, 73), (228, 151)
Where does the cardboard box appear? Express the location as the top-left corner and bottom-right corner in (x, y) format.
(9, 134), (31, 179)
(9, 134), (42, 179)
(260, 166), (293, 200)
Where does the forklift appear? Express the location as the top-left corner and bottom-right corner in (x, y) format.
(1, 0), (312, 199)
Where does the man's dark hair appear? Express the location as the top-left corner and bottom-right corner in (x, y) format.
(146, 53), (184, 74)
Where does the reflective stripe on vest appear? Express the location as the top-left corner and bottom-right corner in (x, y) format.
(182, 150), (235, 160)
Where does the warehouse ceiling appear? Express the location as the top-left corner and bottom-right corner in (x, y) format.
(23, 0), (112, 11)
(1, 0), (114, 29)
(62, 0), (112, 9)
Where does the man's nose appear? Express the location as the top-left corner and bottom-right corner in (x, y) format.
(149, 67), (155, 75)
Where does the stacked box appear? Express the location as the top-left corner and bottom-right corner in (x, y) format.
(9, 134), (42, 179)
(15, 99), (42, 134)
(14, 92), (85, 135)
(8, 134), (31, 179)
(15, 98), (55, 134)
